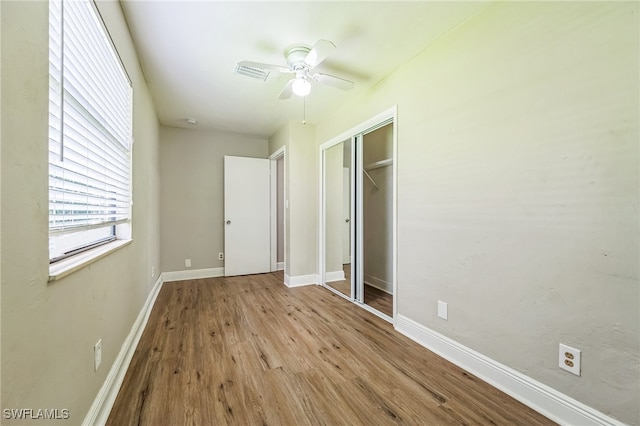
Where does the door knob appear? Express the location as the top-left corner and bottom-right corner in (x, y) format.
(345, 219), (350, 223)
(226, 220), (231, 225)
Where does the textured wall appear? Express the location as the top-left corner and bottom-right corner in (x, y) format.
(288, 122), (318, 277)
(317, 2), (639, 423)
(159, 126), (268, 273)
(1, 1), (161, 423)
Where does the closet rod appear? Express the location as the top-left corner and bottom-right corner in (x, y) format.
(364, 158), (393, 171)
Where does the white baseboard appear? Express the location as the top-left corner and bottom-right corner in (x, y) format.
(395, 315), (625, 426)
(285, 273), (318, 287)
(163, 267), (224, 282)
(82, 274), (164, 426)
(325, 270), (345, 283)
(364, 274), (392, 294)
(276, 262), (284, 271)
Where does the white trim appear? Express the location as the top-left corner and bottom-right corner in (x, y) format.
(285, 273), (318, 288)
(358, 301), (393, 323)
(395, 315), (626, 426)
(49, 239), (132, 282)
(276, 261), (284, 271)
(355, 133), (364, 304)
(270, 146), (285, 273)
(319, 106), (398, 152)
(364, 274), (392, 294)
(82, 274), (164, 426)
(163, 267), (224, 282)
(325, 270), (345, 283)
(318, 138), (326, 287)
(323, 282), (353, 301)
(391, 108), (398, 324)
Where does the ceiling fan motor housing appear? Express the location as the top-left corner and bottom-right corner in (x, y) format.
(285, 45), (311, 71)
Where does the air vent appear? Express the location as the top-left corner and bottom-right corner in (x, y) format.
(235, 64), (270, 81)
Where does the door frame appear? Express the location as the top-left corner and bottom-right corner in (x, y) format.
(318, 106), (398, 323)
(270, 146), (286, 274)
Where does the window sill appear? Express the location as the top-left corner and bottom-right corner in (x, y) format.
(48, 239), (132, 282)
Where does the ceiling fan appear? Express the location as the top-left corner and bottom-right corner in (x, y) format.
(236, 39), (354, 99)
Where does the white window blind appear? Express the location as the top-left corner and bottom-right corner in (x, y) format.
(49, 0), (132, 262)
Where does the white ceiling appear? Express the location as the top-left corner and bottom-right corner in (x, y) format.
(120, 1), (489, 138)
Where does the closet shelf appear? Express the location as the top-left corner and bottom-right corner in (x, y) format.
(364, 158), (392, 171)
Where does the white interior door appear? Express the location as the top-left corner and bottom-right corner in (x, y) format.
(224, 156), (270, 277)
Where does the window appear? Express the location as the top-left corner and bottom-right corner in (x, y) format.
(48, 0), (132, 263)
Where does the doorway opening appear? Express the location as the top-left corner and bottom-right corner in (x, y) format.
(270, 146), (286, 273)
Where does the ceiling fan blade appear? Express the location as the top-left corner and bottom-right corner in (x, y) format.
(313, 73), (354, 91)
(304, 39), (336, 68)
(237, 61), (292, 73)
(278, 79), (294, 99)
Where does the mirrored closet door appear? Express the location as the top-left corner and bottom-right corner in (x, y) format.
(323, 138), (353, 299)
(321, 114), (395, 321)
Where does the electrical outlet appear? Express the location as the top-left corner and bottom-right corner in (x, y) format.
(218, 252), (224, 261)
(185, 258), (191, 268)
(437, 300), (448, 320)
(151, 266), (155, 278)
(94, 339), (102, 371)
(559, 343), (581, 376)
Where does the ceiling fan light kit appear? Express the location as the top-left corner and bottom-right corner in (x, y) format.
(292, 75), (311, 97)
(236, 39), (354, 99)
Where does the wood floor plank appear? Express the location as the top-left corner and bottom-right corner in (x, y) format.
(107, 272), (555, 426)
(327, 279), (393, 317)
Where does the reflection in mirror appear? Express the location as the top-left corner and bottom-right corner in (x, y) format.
(324, 140), (351, 298)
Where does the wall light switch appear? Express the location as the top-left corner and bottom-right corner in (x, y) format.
(185, 258), (191, 268)
(438, 300), (448, 320)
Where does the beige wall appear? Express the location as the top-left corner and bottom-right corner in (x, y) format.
(317, 2), (639, 424)
(2, 1), (637, 424)
(269, 122), (317, 280)
(1, 1), (161, 424)
(287, 122), (318, 278)
(159, 126), (268, 273)
(288, 122), (318, 276)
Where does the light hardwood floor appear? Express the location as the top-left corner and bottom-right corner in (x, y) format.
(107, 272), (555, 425)
(327, 280), (393, 317)
(326, 263), (393, 317)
